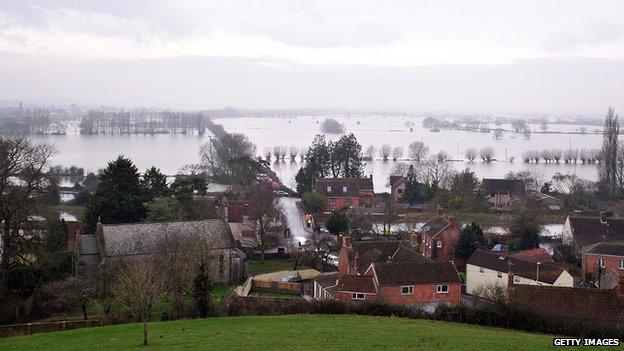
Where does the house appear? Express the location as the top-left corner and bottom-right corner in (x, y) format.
(466, 249), (574, 297)
(508, 278), (624, 324)
(411, 212), (461, 263)
(582, 242), (624, 281)
(562, 214), (624, 251)
(312, 272), (340, 300)
(333, 236), (462, 308)
(76, 219), (247, 283)
(314, 177), (375, 212)
(502, 247), (553, 264)
(482, 178), (526, 210)
(389, 175), (406, 202)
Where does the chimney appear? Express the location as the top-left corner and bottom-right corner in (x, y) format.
(600, 211), (607, 224)
(341, 235), (352, 249)
(507, 271), (515, 288)
(353, 252), (360, 272)
(437, 206), (443, 216)
(448, 216), (456, 226)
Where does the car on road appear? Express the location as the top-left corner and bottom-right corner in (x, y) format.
(274, 190), (289, 196)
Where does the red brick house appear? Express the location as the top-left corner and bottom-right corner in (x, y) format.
(482, 178), (526, 211)
(582, 242), (624, 282)
(314, 177), (374, 212)
(411, 212), (461, 264)
(562, 213), (624, 251)
(389, 175), (406, 203)
(333, 236), (461, 308)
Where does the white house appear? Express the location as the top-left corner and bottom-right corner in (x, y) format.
(465, 249), (574, 297)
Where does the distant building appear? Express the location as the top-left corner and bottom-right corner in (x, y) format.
(562, 214), (624, 251)
(466, 249), (573, 297)
(389, 175), (406, 203)
(76, 219), (247, 284)
(482, 178), (526, 210)
(314, 177), (374, 212)
(582, 242), (624, 281)
(411, 212), (461, 264)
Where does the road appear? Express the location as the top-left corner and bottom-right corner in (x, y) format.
(277, 196), (310, 246)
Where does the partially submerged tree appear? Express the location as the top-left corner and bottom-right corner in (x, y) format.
(465, 148), (477, 162)
(407, 141), (429, 162)
(391, 146), (404, 161)
(479, 147), (495, 162)
(379, 144), (391, 161)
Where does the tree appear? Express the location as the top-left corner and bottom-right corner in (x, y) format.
(391, 146), (403, 161)
(146, 197), (183, 222)
(379, 193), (397, 235)
(330, 133), (364, 178)
(301, 191), (326, 214)
(142, 166), (168, 201)
(0, 137), (56, 296)
(83, 172), (99, 191)
(408, 141), (429, 162)
(402, 165), (433, 204)
(479, 147), (495, 162)
(454, 222), (486, 261)
(540, 121), (548, 132)
(192, 260), (213, 318)
(446, 169), (487, 213)
(379, 144), (391, 161)
(307, 232), (338, 272)
(465, 148), (477, 162)
(325, 209), (349, 235)
(249, 182), (279, 262)
(363, 145), (376, 161)
(44, 275), (96, 321)
(509, 210), (541, 251)
(84, 156), (147, 233)
(115, 257), (165, 346)
(599, 106), (619, 195)
(295, 135), (332, 194)
(320, 118), (346, 134)
(45, 217), (69, 252)
(422, 154), (454, 190)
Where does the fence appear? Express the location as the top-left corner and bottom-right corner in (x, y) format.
(251, 279), (301, 294)
(0, 319), (100, 338)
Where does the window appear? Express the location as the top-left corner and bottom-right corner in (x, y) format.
(436, 240), (443, 248)
(326, 186), (332, 193)
(497, 272), (503, 278)
(436, 285), (449, 294)
(342, 186), (348, 193)
(401, 286), (413, 295)
(330, 198), (337, 206)
(352, 293), (365, 300)
(513, 276), (521, 284)
(599, 258), (606, 268)
(620, 260), (624, 270)
(397, 188), (403, 194)
(478, 267), (485, 274)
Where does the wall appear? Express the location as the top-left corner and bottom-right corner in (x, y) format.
(337, 291), (377, 302)
(377, 283), (461, 305)
(583, 252), (624, 278)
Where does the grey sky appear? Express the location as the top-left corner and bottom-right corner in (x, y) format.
(1, 1), (623, 114)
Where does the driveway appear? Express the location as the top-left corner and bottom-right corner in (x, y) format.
(277, 196), (310, 246)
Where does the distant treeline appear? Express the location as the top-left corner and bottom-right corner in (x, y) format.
(0, 109), (66, 135)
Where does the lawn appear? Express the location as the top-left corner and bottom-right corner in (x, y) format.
(0, 314), (615, 350)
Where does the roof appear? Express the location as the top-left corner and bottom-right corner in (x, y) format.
(508, 248), (553, 263)
(372, 261), (461, 286)
(509, 285), (624, 321)
(583, 242), (624, 256)
(314, 177), (374, 197)
(568, 216), (624, 249)
(466, 249), (565, 284)
(419, 215), (452, 237)
(482, 178), (526, 194)
(99, 219), (237, 257)
(313, 272), (340, 288)
(389, 176), (405, 188)
(337, 275), (377, 294)
(349, 240), (428, 274)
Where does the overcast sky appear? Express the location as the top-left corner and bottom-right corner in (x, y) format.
(1, 1), (623, 114)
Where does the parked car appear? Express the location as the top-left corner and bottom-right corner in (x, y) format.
(281, 275), (300, 282)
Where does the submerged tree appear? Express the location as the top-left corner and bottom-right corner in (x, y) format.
(408, 141), (429, 162)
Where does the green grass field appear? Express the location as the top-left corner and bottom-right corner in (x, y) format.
(1, 314), (616, 350)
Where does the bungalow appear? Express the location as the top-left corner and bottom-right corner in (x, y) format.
(562, 213), (624, 251)
(582, 242), (624, 281)
(466, 249), (573, 297)
(411, 212), (461, 263)
(482, 178), (526, 211)
(314, 177), (374, 212)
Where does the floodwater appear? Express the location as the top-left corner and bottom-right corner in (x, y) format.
(31, 115), (601, 191)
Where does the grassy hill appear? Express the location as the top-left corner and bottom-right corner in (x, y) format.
(0, 314), (613, 350)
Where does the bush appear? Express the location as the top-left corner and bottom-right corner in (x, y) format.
(301, 192), (326, 214)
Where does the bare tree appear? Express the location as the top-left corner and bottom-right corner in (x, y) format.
(465, 148), (477, 162)
(391, 146), (404, 161)
(479, 147), (495, 162)
(363, 145), (376, 161)
(493, 128), (503, 140)
(379, 144), (391, 161)
(289, 146), (298, 161)
(115, 257), (166, 346)
(307, 232), (338, 272)
(522, 125), (532, 139)
(263, 147), (272, 162)
(407, 141), (429, 162)
(600, 106), (619, 193)
(249, 182), (280, 262)
(422, 154), (454, 188)
(617, 145), (624, 191)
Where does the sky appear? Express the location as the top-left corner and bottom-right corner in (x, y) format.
(0, 0), (623, 114)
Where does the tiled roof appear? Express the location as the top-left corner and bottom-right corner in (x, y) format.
(509, 285), (624, 322)
(508, 248), (553, 263)
(314, 178), (373, 197)
(349, 241), (428, 274)
(313, 272), (340, 288)
(482, 178), (526, 194)
(583, 242), (624, 256)
(373, 261), (461, 286)
(568, 217), (624, 249)
(466, 249), (565, 284)
(337, 275), (377, 294)
(389, 176), (404, 187)
(419, 215), (451, 236)
(100, 219), (236, 257)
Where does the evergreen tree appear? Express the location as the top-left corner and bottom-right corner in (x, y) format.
(330, 133), (364, 178)
(454, 222), (486, 261)
(325, 209), (349, 235)
(402, 165), (433, 204)
(46, 217), (69, 252)
(141, 166), (169, 201)
(84, 156), (147, 233)
(509, 210), (541, 250)
(192, 260), (213, 318)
